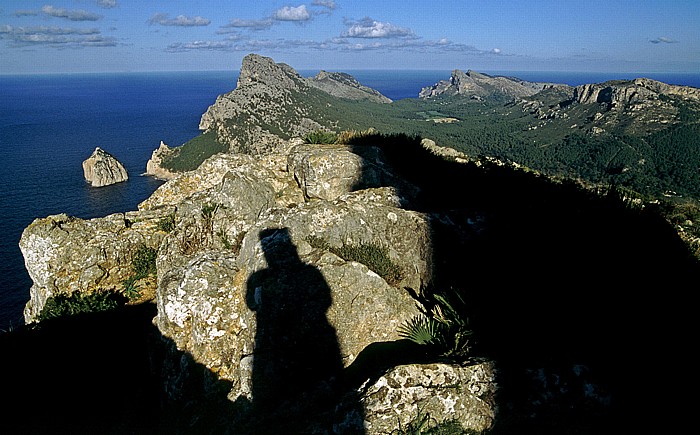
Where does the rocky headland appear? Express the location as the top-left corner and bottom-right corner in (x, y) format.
(8, 54), (699, 434)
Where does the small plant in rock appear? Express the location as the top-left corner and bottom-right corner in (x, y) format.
(120, 244), (157, 301)
(399, 286), (474, 359)
(333, 242), (403, 286)
(306, 236), (403, 286)
(336, 128), (377, 145)
(38, 291), (124, 322)
(391, 407), (437, 434)
(157, 213), (176, 233)
(132, 244), (157, 277)
(303, 129), (338, 144)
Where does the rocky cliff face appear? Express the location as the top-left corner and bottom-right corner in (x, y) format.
(145, 141), (178, 180)
(82, 147), (128, 187)
(515, 76), (700, 136)
(197, 54), (392, 157)
(419, 69), (566, 99)
(21, 210), (167, 322)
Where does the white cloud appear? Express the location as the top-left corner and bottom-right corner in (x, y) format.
(13, 10), (39, 17)
(41, 5), (102, 22)
(0, 25), (115, 47)
(97, 0), (118, 9)
(148, 13), (210, 27)
(650, 36), (678, 44)
(273, 5), (311, 22)
(219, 18), (274, 31)
(342, 17), (415, 39)
(167, 40), (234, 52)
(493, 48), (501, 54)
(166, 37), (322, 53)
(312, 1), (336, 10)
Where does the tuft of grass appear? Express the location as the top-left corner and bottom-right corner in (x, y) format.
(303, 129), (338, 144)
(336, 128), (378, 145)
(306, 236), (403, 286)
(120, 244), (158, 301)
(333, 242), (403, 286)
(132, 244), (157, 278)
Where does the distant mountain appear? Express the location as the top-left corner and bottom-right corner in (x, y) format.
(155, 54), (700, 205)
(419, 69), (568, 99)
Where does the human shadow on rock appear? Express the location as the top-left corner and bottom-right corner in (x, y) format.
(244, 227), (365, 434)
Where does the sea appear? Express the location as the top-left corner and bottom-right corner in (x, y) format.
(1, 69), (699, 330)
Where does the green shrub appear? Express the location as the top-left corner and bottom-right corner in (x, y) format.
(157, 213), (176, 233)
(132, 244), (157, 278)
(38, 291), (123, 322)
(160, 130), (228, 172)
(303, 129), (338, 144)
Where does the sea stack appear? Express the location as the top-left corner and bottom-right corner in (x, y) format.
(82, 147), (128, 187)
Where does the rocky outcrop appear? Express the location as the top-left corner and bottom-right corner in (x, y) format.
(574, 78), (700, 106)
(82, 147), (128, 187)
(419, 69), (566, 99)
(22, 132), (496, 432)
(145, 141), (178, 180)
(308, 70), (392, 103)
(20, 210), (168, 322)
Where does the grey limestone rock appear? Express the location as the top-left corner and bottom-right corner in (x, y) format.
(82, 146), (128, 187)
(419, 69), (567, 100)
(308, 70), (392, 103)
(20, 210), (168, 323)
(145, 141), (178, 180)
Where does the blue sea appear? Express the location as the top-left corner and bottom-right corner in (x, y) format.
(1, 69), (699, 329)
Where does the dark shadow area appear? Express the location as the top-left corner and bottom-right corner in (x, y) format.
(242, 228), (365, 434)
(346, 133), (699, 433)
(0, 303), (163, 434)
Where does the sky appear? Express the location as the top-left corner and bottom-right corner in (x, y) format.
(1, 0), (699, 74)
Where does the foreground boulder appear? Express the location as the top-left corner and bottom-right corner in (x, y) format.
(82, 146), (129, 187)
(20, 210), (168, 322)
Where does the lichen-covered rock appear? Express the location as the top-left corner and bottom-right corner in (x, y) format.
(360, 362), (497, 434)
(20, 210), (167, 322)
(287, 143), (413, 201)
(82, 147), (128, 187)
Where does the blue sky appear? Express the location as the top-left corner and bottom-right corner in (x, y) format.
(1, 0), (698, 74)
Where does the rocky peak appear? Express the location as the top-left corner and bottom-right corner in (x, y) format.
(420, 69), (565, 99)
(236, 53), (305, 91)
(307, 70), (392, 103)
(574, 78), (700, 106)
(82, 147), (128, 187)
(198, 54), (394, 157)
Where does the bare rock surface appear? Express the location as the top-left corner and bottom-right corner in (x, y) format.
(82, 147), (128, 187)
